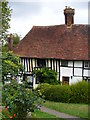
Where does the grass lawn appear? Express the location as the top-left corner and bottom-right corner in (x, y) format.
(32, 109), (58, 118)
(42, 101), (88, 118)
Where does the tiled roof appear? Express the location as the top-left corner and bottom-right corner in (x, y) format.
(13, 24), (89, 60)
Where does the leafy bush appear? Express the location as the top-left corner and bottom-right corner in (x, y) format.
(2, 108), (11, 119)
(69, 81), (88, 103)
(2, 80), (40, 119)
(2, 51), (24, 84)
(37, 84), (71, 103)
(34, 67), (61, 85)
(36, 81), (89, 104)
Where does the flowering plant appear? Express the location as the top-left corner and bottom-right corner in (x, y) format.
(2, 80), (39, 119)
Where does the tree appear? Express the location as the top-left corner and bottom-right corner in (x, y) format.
(2, 51), (23, 84)
(0, 1), (12, 43)
(34, 67), (61, 85)
(13, 33), (21, 47)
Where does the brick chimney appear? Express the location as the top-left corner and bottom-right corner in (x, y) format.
(8, 33), (13, 51)
(64, 6), (75, 27)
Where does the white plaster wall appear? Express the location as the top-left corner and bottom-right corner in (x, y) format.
(84, 70), (89, 76)
(88, 70), (90, 76)
(27, 59), (29, 72)
(22, 58), (24, 69)
(60, 75), (83, 85)
(52, 60), (53, 69)
(48, 59), (51, 67)
(60, 60), (83, 85)
(84, 69), (90, 77)
(21, 59), (87, 87)
(74, 68), (82, 76)
(73, 61), (82, 77)
(60, 67), (73, 76)
(33, 59), (35, 70)
(70, 76), (82, 85)
(33, 77), (38, 89)
(57, 61), (59, 73)
(54, 60), (56, 71)
(60, 66), (73, 84)
(24, 59), (27, 72)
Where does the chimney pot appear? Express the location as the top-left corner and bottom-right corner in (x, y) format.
(8, 33), (13, 51)
(64, 6), (75, 27)
(10, 33), (12, 39)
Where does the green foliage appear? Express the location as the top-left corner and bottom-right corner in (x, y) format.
(2, 43), (8, 52)
(13, 33), (21, 47)
(34, 67), (61, 85)
(36, 81), (89, 104)
(2, 33), (21, 52)
(2, 51), (23, 84)
(69, 81), (88, 103)
(2, 108), (11, 119)
(0, 82), (2, 105)
(36, 83), (70, 102)
(2, 80), (39, 119)
(35, 83), (50, 99)
(0, 1), (12, 43)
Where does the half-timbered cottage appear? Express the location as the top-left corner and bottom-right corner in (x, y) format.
(12, 7), (90, 88)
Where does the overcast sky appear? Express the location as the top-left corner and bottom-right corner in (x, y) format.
(8, 1), (89, 39)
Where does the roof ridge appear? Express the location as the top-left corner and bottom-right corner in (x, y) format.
(32, 24), (88, 29)
(32, 24), (65, 28)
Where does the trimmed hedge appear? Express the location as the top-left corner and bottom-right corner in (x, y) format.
(36, 81), (89, 104)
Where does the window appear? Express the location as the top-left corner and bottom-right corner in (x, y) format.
(84, 61), (90, 68)
(89, 62), (90, 68)
(37, 59), (46, 67)
(36, 77), (39, 84)
(61, 60), (68, 67)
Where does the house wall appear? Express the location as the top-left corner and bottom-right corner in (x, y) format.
(60, 61), (83, 85)
(20, 58), (90, 88)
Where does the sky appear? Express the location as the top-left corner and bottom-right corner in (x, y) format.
(8, 0), (89, 39)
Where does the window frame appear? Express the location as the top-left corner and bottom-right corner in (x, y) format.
(84, 61), (90, 68)
(61, 60), (68, 67)
(37, 59), (46, 67)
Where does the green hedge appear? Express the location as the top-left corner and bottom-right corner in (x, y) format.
(36, 81), (89, 104)
(69, 81), (88, 103)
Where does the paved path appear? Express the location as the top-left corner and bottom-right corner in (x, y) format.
(39, 106), (85, 120)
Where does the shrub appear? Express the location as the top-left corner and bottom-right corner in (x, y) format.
(35, 83), (50, 99)
(36, 83), (70, 102)
(36, 81), (89, 104)
(70, 81), (88, 103)
(2, 51), (24, 84)
(2, 80), (40, 119)
(34, 67), (61, 85)
(2, 108), (11, 119)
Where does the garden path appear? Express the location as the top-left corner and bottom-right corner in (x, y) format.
(39, 106), (86, 120)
